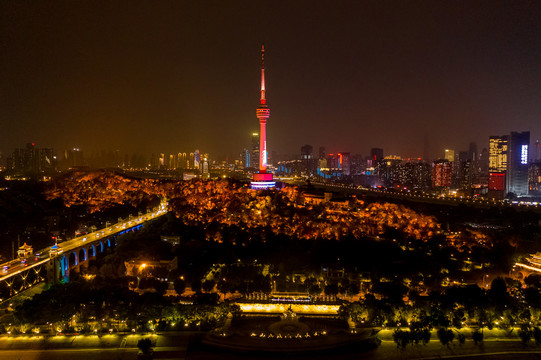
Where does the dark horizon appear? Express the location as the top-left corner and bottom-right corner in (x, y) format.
(1, 1), (540, 160)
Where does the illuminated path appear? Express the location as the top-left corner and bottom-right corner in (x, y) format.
(0, 199), (168, 301)
(0, 331), (539, 360)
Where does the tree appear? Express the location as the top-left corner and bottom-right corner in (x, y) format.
(174, 278), (186, 295)
(437, 328), (454, 346)
(371, 280), (407, 304)
(308, 283), (321, 296)
(525, 275), (541, 288)
(137, 338), (154, 354)
(519, 326), (532, 345)
(488, 277), (509, 307)
(202, 280), (215, 293)
(324, 283), (339, 296)
(346, 282), (360, 297)
(393, 329), (410, 348)
(533, 327), (541, 345)
(191, 279), (202, 293)
(472, 329), (483, 345)
(524, 287), (541, 308)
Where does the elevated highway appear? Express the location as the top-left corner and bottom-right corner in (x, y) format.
(306, 181), (541, 213)
(0, 200), (168, 301)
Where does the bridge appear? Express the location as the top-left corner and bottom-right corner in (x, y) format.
(0, 200), (168, 302)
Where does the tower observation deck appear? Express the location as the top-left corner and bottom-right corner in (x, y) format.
(251, 45), (275, 190)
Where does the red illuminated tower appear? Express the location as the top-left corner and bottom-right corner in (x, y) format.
(251, 45), (275, 189)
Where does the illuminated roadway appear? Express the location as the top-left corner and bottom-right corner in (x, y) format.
(302, 180), (541, 212)
(0, 200), (168, 282)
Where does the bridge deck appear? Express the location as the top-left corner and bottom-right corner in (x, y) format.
(0, 200), (168, 282)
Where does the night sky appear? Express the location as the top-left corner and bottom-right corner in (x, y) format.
(1, 1), (541, 160)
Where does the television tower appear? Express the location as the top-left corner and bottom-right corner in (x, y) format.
(251, 45), (275, 189)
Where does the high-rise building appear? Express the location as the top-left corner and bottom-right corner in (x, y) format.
(242, 148), (251, 168)
(202, 158), (210, 179)
(340, 152), (351, 176)
(403, 160), (431, 190)
(251, 132), (259, 168)
(194, 150), (200, 170)
(251, 45), (275, 189)
(300, 145), (316, 176)
(488, 135), (508, 197)
(432, 159), (452, 188)
(301, 145), (313, 160)
(468, 142), (479, 185)
(350, 154), (365, 176)
(535, 140), (541, 161)
(444, 149), (455, 163)
(318, 147), (326, 160)
(507, 131), (530, 196)
(454, 151), (470, 189)
(478, 148), (489, 186)
(460, 160), (473, 190)
(529, 162), (541, 195)
(468, 142), (478, 162)
(376, 156), (402, 187)
(489, 136), (508, 173)
(189, 153), (194, 169)
(159, 153), (165, 168)
(321, 152), (352, 179)
(7, 143), (58, 173)
(370, 148), (384, 163)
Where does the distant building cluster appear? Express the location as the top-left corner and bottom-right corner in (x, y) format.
(487, 132), (539, 199)
(0, 143), (211, 179)
(2, 129), (540, 201)
(3, 143), (56, 175)
(269, 130), (540, 199)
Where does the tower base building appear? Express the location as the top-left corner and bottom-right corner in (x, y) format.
(251, 172), (275, 189)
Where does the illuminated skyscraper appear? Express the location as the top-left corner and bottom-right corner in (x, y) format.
(202, 157), (209, 179)
(250, 132), (259, 168)
(432, 159), (452, 188)
(194, 150), (200, 169)
(242, 148), (251, 168)
(507, 131), (530, 196)
(488, 135), (508, 197)
(189, 153), (194, 169)
(251, 45), (275, 189)
(177, 152), (187, 169)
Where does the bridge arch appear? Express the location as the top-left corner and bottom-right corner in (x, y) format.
(79, 248), (87, 262)
(88, 244), (96, 257)
(68, 252), (78, 267)
(59, 255), (68, 279)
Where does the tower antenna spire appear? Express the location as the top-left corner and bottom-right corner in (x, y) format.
(260, 44), (266, 105)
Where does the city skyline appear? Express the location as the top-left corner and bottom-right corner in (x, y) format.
(1, 1), (541, 159)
